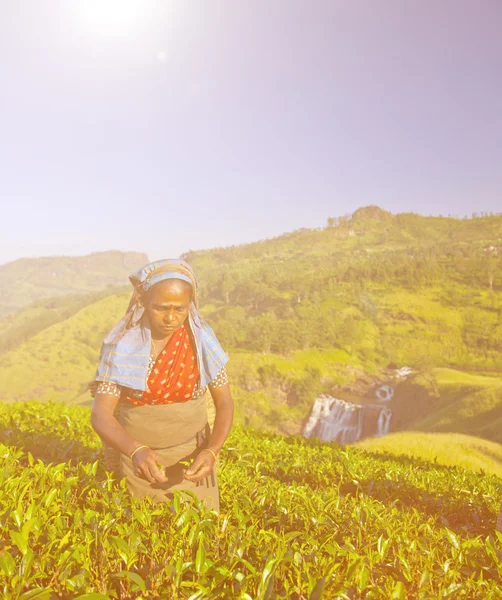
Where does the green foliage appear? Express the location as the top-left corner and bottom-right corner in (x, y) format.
(1, 402), (501, 598)
(289, 366), (322, 406)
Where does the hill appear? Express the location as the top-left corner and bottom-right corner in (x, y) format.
(0, 208), (501, 441)
(0, 250), (147, 317)
(183, 208), (502, 372)
(0, 401), (501, 598)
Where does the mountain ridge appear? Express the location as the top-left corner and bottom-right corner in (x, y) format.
(0, 250), (148, 317)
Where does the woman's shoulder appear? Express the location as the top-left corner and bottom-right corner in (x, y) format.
(90, 380), (122, 398)
(208, 366), (229, 390)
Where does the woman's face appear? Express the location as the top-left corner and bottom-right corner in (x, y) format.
(144, 279), (192, 338)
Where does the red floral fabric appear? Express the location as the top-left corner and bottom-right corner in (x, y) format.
(127, 325), (199, 406)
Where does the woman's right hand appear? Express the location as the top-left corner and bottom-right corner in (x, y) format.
(132, 447), (168, 483)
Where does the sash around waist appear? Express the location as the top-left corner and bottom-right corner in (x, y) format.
(119, 393), (208, 448)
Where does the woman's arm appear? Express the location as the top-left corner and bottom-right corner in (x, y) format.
(184, 382), (234, 482)
(91, 393), (167, 483)
(206, 383), (234, 454)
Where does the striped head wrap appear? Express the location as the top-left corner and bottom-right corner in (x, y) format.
(93, 259), (228, 390)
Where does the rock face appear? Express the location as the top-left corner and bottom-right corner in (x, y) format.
(303, 395), (392, 444)
(351, 205), (393, 222)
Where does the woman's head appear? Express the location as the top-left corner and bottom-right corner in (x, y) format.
(122, 259), (198, 338)
(142, 278), (193, 339)
(130, 259), (198, 302)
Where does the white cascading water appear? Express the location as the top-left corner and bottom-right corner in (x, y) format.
(376, 406), (392, 437)
(303, 394), (392, 444)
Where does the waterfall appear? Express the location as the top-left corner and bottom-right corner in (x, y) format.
(303, 394), (333, 438)
(304, 395), (392, 444)
(376, 406), (392, 437)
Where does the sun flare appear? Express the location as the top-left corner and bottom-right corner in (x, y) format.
(74, 0), (146, 35)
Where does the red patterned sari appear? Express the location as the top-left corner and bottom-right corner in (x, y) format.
(127, 325), (199, 406)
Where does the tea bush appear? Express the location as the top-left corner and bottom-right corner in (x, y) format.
(1, 402), (501, 599)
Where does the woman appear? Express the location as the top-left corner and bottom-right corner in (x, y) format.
(90, 259), (233, 512)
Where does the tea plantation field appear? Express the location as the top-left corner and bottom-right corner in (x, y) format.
(1, 402), (501, 599)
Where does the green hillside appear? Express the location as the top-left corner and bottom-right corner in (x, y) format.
(0, 251), (147, 317)
(0, 286), (129, 355)
(1, 208), (501, 442)
(184, 208), (502, 372)
(356, 431), (502, 479)
(0, 401), (501, 598)
(0, 293), (130, 404)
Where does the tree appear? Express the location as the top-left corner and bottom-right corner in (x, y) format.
(289, 366), (322, 406)
(462, 310), (497, 358)
(219, 273), (234, 305)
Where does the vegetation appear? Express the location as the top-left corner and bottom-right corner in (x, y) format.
(1, 208), (501, 439)
(1, 401), (501, 599)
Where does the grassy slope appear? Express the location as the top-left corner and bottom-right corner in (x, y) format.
(385, 368), (502, 444)
(356, 431), (502, 479)
(416, 369), (502, 442)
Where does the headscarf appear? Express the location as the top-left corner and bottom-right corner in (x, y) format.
(93, 259), (228, 390)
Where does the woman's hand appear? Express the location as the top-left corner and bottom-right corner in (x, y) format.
(183, 449), (216, 483)
(132, 447), (168, 483)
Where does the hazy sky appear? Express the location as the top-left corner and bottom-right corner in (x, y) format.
(1, 1), (501, 265)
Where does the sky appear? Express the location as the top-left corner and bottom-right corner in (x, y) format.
(1, 0), (501, 265)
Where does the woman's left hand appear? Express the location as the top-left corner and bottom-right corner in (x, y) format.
(183, 449), (216, 483)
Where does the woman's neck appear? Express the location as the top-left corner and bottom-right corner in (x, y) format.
(150, 333), (173, 359)
(151, 323), (183, 342)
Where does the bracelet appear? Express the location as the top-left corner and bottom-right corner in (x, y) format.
(130, 445), (149, 460)
(201, 448), (218, 461)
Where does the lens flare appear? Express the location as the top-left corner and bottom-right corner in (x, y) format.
(73, 0), (146, 36)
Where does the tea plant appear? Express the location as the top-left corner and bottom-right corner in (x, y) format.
(1, 402), (501, 599)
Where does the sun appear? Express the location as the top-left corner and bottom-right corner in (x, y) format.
(73, 0), (146, 36)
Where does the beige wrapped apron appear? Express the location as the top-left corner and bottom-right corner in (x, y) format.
(106, 393), (219, 512)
